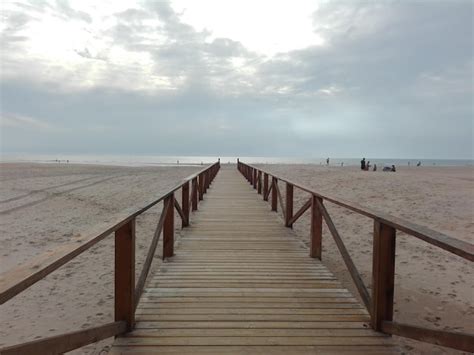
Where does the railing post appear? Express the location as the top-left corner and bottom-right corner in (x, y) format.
(285, 183), (294, 227)
(253, 169), (257, 189)
(372, 221), (396, 331)
(249, 167), (253, 185)
(163, 193), (175, 259)
(206, 170), (211, 190)
(263, 173), (269, 201)
(199, 173), (204, 200)
(115, 218), (135, 331)
(271, 177), (278, 211)
(182, 181), (189, 227)
(257, 171), (262, 194)
(310, 195), (322, 259)
(192, 177), (198, 210)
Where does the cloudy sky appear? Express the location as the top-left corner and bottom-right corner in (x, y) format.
(1, 0), (473, 158)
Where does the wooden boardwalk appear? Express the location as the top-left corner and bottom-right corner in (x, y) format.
(111, 166), (398, 354)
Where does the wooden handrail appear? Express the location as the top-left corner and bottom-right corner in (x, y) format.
(239, 162), (474, 261)
(237, 161), (473, 351)
(0, 321), (127, 355)
(0, 161), (220, 354)
(382, 321), (474, 352)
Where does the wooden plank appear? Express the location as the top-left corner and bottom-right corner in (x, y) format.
(382, 321), (474, 353)
(113, 336), (390, 346)
(317, 199), (371, 311)
(115, 219), (135, 331)
(135, 308), (368, 315)
(134, 321), (371, 329)
(135, 314), (370, 322)
(109, 345), (397, 355)
(0, 321), (126, 355)
(372, 221), (396, 330)
(123, 328), (383, 337)
(138, 302), (362, 309)
(139, 297), (359, 303)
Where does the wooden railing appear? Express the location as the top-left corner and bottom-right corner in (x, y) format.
(0, 162), (220, 355)
(237, 161), (474, 353)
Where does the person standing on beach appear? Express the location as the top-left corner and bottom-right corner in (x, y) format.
(326, 158), (330, 166)
(361, 158), (366, 170)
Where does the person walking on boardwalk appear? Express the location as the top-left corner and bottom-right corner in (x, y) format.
(361, 158), (366, 170)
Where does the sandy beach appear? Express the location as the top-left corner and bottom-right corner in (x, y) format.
(255, 164), (474, 354)
(1, 162), (472, 354)
(0, 162), (201, 354)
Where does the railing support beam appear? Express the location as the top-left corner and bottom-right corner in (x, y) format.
(163, 193), (175, 259)
(372, 221), (396, 331)
(310, 195), (322, 259)
(192, 177), (198, 211)
(285, 183), (294, 228)
(115, 218), (135, 331)
(182, 181), (189, 227)
(271, 177), (278, 212)
(263, 173), (269, 201)
(198, 174), (204, 201)
(257, 171), (262, 194)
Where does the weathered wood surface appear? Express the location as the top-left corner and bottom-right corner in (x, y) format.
(111, 166), (398, 354)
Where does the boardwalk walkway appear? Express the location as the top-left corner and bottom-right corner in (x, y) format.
(111, 166), (398, 354)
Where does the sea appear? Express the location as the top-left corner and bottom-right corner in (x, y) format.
(1, 154), (472, 167)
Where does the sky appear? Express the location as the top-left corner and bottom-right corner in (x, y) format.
(0, 0), (473, 159)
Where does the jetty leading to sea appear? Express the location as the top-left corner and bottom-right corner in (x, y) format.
(0, 162), (473, 354)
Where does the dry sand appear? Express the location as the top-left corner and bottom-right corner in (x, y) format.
(255, 164), (474, 354)
(0, 162), (201, 354)
(1, 162), (473, 354)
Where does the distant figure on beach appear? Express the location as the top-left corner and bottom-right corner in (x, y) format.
(341, 162), (344, 167)
(408, 161), (410, 166)
(361, 158), (366, 170)
(373, 164), (377, 171)
(366, 161), (371, 170)
(417, 161), (421, 167)
(392, 165), (396, 172)
(326, 158), (330, 166)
